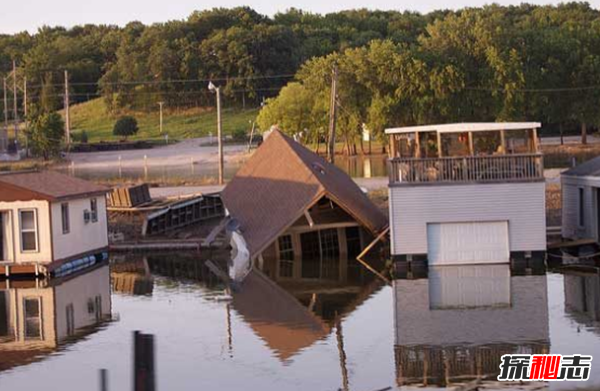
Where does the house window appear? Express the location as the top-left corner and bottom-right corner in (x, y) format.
(278, 235), (294, 278)
(61, 203), (70, 234)
(66, 303), (74, 336)
(579, 188), (585, 227)
(19, 210), (38, 252)
(90, 198), (98, 223)
(87, 295), (103, 321)
(300, 229), (340, 280)
(24, 297), (42, 340)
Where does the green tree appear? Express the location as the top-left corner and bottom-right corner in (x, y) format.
(113, 116), (139, 140)
(27, 110), (65, 159)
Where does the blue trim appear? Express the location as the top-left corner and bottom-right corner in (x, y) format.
(53, 251), (108, 278)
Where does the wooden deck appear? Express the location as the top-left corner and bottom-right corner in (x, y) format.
(0, 263), (43, 277)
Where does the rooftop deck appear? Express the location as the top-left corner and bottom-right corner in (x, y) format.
(387, 122), (544, 186)
(389, 154), (544, 185)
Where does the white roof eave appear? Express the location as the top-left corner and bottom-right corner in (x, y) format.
(385, 122), (542, 135)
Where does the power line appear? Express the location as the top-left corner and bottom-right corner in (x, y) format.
(26, 74), (296, 89)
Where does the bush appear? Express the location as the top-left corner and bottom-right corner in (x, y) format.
(113, 116), (139, 141)
(80, 130), (89, 144)
(232, 127), (247, 141)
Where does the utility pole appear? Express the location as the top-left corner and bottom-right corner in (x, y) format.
(23, 77), (27, 119)
(327, 65), (338, 164)
(2, 78), (7, 131)
(158, 101), (164, 135)
(64, 70), (71, 145)
(1, 78), (6, 152)
(208, 82), (224, 185)
(12, 61), (18, 144)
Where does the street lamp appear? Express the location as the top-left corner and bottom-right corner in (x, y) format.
(208, 81), (224, 185)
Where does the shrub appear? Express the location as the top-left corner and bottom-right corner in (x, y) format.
(113, 116), (139, 141)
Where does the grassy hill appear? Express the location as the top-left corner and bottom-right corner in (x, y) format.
(67, 98), (259, 143)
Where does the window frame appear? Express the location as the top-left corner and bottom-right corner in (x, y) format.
(19, 209), (39, 253)
(23, 297), (43, 341)
(277, 235), (295, 278)
(90, 198), (98, 223)
(61, 203), (70, 234)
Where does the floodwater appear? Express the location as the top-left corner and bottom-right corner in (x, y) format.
(54, 154), (390, 182)
(1, 256), (600, 391)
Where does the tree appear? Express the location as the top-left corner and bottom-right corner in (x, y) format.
(27, 110), (65, 160)
(113, 116), (139, 140)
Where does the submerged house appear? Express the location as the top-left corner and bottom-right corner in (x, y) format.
(222, 130), (388, 283)
(0, 171), (109, 277)
(386, 122), (546, 266)
(561, 156), (600, 242)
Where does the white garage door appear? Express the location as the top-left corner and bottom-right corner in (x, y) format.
(427, 221), (509, 265)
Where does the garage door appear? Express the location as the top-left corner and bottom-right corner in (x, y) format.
(427, 221), (509, 265)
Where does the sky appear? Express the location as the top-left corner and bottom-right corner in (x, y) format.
(2, 0), (599, 34)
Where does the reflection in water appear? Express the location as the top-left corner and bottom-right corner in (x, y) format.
(394, 264), (550, 387)
(3, 255), (600, 390)
(0, 264), (111, 373)
(563, 267), (600, 330)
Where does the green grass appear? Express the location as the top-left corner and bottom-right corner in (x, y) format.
(67, 98), (259, 143)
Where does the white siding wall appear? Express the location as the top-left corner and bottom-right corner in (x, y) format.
(389, 182), (546, 256)
(51, 196), (108, 261)
(561, 175), (600, 240)
(0, 200), (52, 264)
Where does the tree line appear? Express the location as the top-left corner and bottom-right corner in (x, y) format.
(259, 2), (600, 150)
(1, 3), (600, 153)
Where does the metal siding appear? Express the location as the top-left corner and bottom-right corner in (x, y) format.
(427, 222), (509, 265)
(562, 175), (600, 240)
(389, 182), (546, 255)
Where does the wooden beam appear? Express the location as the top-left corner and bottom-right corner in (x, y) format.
(436, 132), (442, 157)
(356, 227), (390, 284)
(468, 132), (474, 155)
(532, 128), (539, 152)
(304, 210), (315, 228)
(415, 131), (421, 158)
(390, 135), (396, 158)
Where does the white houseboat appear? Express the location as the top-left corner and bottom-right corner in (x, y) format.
(0, 171), (109, 277)
(386, 122), (546, 266)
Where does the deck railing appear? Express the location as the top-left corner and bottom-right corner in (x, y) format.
(388, 153), (544, 185)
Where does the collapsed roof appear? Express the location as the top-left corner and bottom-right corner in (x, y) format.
(222, 130), (388, 260)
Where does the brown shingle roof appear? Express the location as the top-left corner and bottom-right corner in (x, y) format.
(0, 171), (108, 202)
(222, 130), (388, 259)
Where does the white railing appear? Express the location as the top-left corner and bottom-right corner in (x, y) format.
(389, 154), (544, 185)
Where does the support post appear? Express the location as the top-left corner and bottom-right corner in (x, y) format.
(415, 131), (421, 158)
(500, 129), (506, 154)
(327, 65), (338, 164)
(99, 369), (108, 391)
(133, 331), (156, 391)
(158, 102), (164, 135)
(216, 88), (223, 185)
(467, 132), (474, 155)
(436, 132), (442, 157)
(12, 61), (18, 144)
(64, 70), (71, 145)
(532, 128), (539, 152)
